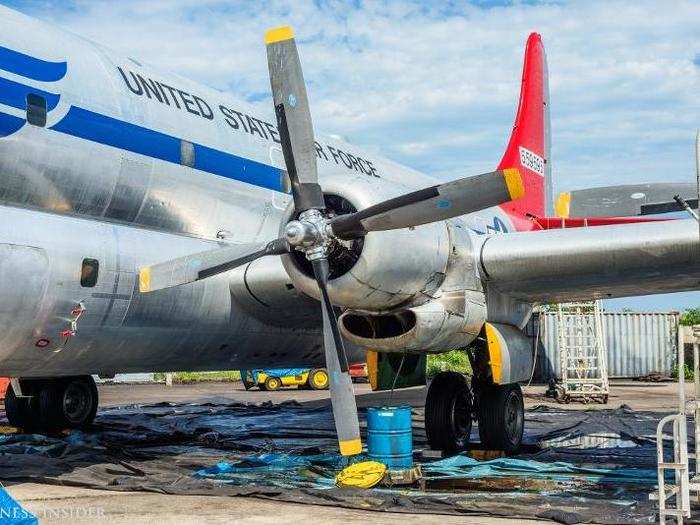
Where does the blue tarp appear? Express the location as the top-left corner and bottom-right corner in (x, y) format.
(0, 403), (667, 524)
(423, 454), (659, 484)
(195, 449), (659, 489)
(195, 452), (345, 489)
(0, 485), (37, 525)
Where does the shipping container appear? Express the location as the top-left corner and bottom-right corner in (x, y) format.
(532, 311), (679, 381)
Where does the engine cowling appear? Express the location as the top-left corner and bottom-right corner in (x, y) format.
(281, 175), (451, 311)
(275, 175), (489, 353)
(337, 220), (487, 353)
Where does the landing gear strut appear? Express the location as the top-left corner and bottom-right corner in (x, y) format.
(5, 376), (98, 432)
(425, 372), (524, 454)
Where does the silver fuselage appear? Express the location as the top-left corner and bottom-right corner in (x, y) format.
(0, 7), (521, 377)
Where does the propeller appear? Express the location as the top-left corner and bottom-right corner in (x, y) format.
(329, 167), (523, 239)
(138, 238), (289, 293)
(266, 25), (324, 214)
(138, 25), (525, 457)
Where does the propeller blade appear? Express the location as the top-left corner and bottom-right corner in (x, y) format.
(266, 26), (324, 212)
(330, 168), (524, 239)
(311, 257), (362, 456)
(139, 238), (288, 293)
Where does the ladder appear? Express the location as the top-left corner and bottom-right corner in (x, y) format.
(650, 322), (693, 523)
(653, 413), (691, 523)
(555, 301), (609, 404)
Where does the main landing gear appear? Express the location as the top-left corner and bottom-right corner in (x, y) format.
(425, 371), (524, 455)
(4, 376), (98, 432)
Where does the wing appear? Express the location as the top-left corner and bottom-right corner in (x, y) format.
(479, 219), (700, 303)
(555, 182), (697, 218)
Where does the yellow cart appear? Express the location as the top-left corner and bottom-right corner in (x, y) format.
(241, 368), (329, 391)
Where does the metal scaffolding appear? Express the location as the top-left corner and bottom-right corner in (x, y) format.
(555, 301), (609, 404)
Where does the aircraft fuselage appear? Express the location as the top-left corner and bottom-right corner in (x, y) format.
(0, 8), (527, 377)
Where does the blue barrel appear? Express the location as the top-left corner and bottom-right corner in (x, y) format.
(367, 406), (413, 469)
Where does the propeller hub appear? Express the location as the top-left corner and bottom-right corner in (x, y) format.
(284, 220), (317, 247)
(285, 209), (334, 261)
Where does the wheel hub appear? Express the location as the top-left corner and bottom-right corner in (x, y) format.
(63, 382), (91, 424)
(314, 371), (328, 387)
(505, 392), (524, 442)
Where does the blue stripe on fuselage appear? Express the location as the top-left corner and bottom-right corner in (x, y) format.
(0, 76), (60, 112)
(0, 112), (24, 137)
(0, 45), (67, 82)
(50, 106), (284, 192)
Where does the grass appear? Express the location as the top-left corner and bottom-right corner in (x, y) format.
(427, 350), (471, 378)
(153, 371), (241, 383)
(155, 352), (473, 384)
(672, 364), (694, 381)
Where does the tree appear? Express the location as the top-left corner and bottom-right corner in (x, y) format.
(680, 308), (700, 326)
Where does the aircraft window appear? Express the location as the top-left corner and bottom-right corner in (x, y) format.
(180, 140), (195, 167)
(80, 258), (99, 287)
(26, 93), (47, 127)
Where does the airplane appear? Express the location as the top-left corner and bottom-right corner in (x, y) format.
(0, 5), (697, 456)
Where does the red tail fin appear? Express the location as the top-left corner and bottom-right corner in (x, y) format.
(498, 33), (550, 221)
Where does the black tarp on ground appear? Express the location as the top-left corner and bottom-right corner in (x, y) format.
(0, 400), (684, 524)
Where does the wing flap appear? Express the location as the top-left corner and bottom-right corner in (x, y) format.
(480, 220), (700, 303)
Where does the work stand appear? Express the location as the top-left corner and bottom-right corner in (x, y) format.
(554, 301), (610, 404)
(651, 324), (700, 523)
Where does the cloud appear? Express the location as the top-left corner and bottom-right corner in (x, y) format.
(1, 0), (698, 310)
(6, 0), (698, 195)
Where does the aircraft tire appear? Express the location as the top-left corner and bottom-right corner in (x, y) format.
(63, 376), (98, 428)
(38, 381), (66, 430)
(424, 371), (472, 453)
(4, 381), (37, 431)
(478, 383), (524, 454)
(37, 376), (98, 430)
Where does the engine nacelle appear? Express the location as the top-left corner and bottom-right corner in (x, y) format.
(281, 175), (451, 310)
(336, 217), (488, 354)
(229, 256), (321, 329)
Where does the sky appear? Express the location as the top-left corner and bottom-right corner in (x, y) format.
(2, 0), (699, 311)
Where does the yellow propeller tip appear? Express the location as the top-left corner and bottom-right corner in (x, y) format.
(339, 438), (362, 456)
(138, 267), (151, 293)
(265, 26), (294, 44)
(555, 191), (571, 218)
(503, 167), (525, 200)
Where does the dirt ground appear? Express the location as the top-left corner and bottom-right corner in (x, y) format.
(4, 379), (690, 524)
